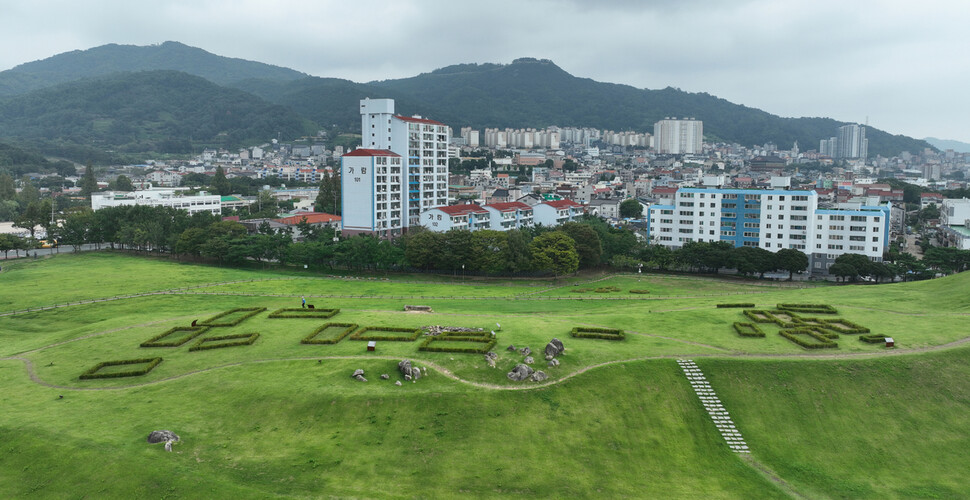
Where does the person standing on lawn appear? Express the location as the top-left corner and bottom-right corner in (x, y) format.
(302, 296), (306, 308)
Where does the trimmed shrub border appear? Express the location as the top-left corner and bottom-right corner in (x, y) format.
(744, 310), (798, 328)
(268, 308), (340, 319)
(860, 334), (888, 344)
(818, 318), (870, 334)
(777, 303), (837, 314)
(199, 307), (267, 327)
(302, 323), (358, 345)
(594, 286), (621, 293)
(571, 326), (625, 341)
(629, 289), (651, 294)
(350, 326), (422, 342)
(141, 326), (210, 347)
(718, 303), (755, 308)
(79, 357), (163, 380)
(780, 328), (838, 349)
(732, 322), (766, 338)
(419, 334), (497, 354)
(189, 332), (260, 351)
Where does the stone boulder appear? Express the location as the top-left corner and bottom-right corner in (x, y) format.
(530, 370), (548, 382)
(484, 351), (498, 368)
(147, 430), (180, 444)
(507, 345), (516, 352)
(544, 338), (565, 360)
(507, 364), (535, 382)
(380, 374), (389, 380)
(352, 369), (367, 382)
(519, 346), (531, 356)
(395, 381), (402, 386)
(548, 358), (560, 368)
(398, 359), (421, 381)
(524, 356), (534, 365)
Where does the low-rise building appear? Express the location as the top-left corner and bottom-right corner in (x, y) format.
(91, 189), (221, 215)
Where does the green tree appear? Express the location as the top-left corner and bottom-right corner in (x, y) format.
(833, 253), (874, 280)
(112, 174), (134, 191)
(14, 200), (47, 239)
(0, 173), (15, 201)
(775, 248), (808, 280)
(560, 222), (602, 268)
(314, 170), (341, 215)
(211, 166), (231, 196)
(80, 163), (98, 199)
(619, 198), (643, 218)
(60, 210), (94, 252)
(470, 230), (509, 275)
(529, 231), (579, 277)
(828, 262), (857, 283)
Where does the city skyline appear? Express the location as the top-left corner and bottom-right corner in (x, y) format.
(1, 1), (968, 143)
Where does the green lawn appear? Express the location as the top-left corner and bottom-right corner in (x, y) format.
(2, 252), (970, 498)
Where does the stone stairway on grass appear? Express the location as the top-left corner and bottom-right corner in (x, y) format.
(677, 359), (749, 454)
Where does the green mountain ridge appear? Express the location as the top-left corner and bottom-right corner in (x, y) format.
(0, 70), (316, 155)
(0, 41), (306, 97)
(0, 43), (934, 159)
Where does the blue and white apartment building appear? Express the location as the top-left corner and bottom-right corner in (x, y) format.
(646, 188), (891, 274)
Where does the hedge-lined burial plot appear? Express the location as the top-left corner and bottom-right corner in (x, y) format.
(732, 322), (766, 338)
(200, 307), (267, 327)
(779, 328), (838, 349)
(302, 323), (358, 345)
(79, 358), (163, 380)
(350, 327), (422, 342)
(420, 332), (497, 354)
(141, 326), (210, 347)
(817, 318), (870, 334)
(860, 334), (889, 344)
(742, 310), (798, 328)
(189, 332), (260, 351)
(268, 308), (339, 319)
(571, 327), (625, 340)
(776, 303), (838, 314)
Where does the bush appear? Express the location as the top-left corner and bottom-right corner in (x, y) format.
(779, 328), (838, 349)
(570, 288), (592, 293)
(268, 308), (339, 319)
(419, 333), (497, 354)
(594, 286), (621, 293)
(777, 303), (837, 314)
(302, 323), (358, 345)
(571, 326), (625, 340)
(200, 307), (267, 327)
(189, 332), (259, 351)
(629, 289), (650, 294)
(79, 358), (163, 379)
(818, 318), (870, 334)
(732, 322), (765, 338)
(350, 326), (422, 342)
(718, 303), (755, 308)
(141, 326), (210, 347)
(860, 334), (888, 344)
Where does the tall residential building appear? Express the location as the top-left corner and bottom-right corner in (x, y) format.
(819, 124), (868, 159)
(343, 98), (450, 236)
(653, 118), (703, 154)
(645, 187), (890, 274)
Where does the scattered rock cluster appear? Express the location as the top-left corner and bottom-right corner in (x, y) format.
(399, 359), (422, 382)
(351, 369), (367, 382)
(507, 364), (534, 381)
(147, 430), (180, 452)
(404, 305), (433, 312)
(484, 351), (498, 368)
(544, 338), (565, 360)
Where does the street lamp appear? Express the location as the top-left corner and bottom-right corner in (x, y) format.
(462, 264), (465, 283)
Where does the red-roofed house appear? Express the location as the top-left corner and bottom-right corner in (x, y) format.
(421, 204), (491, 232)
(533, 199), (583, 226)
(921, 192), (944, 209)
(484, 202), (534, 230)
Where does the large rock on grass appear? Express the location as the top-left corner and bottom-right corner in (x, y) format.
(398, 360), (421, 381)
(507, 364), (534, 382)
(544, 338), (565, 360)
(352, 369), (367, 382)
(530, 371), (548, 382)
(147, 430), (180, 444)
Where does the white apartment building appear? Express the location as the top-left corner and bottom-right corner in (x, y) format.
(340, 149), (404, 238)
(91, 189), (221, 215)
(419, 202), (538, 233)
(348, 98), (450, 235)
(646, 188), (890, 274)
(532, 199), (584, 226)
(653, 118), (703, 154)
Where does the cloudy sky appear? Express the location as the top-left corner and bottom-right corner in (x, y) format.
(2, 0), (968, 143)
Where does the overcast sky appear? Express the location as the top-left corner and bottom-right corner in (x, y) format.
(2, 0), (968, 143)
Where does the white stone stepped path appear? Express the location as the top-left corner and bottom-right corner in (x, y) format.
(677, 359), (750, 454)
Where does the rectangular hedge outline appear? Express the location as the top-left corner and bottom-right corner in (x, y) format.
(743, 310), (798, 328)
(350, 326), (422, 342)
(189, 332), (260, 351)
(732, 322), (766, 338)
(419, 334), (497, 354)
(571, 326), (625, 341)
(780, 328), (838, 349)
(860, 334), (888, 344)
(818, 318), (870, 334)
(268, 308), (340, 319)
(718, 303), (755, 308)
(302, 323), (358, 345)
(79, 357), (163, 380)
(199, 307), (267, 327)
(141, 326), (211, 347)
(776, 303), (838, 314)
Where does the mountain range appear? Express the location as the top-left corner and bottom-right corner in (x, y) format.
(0, 42), (936, 165)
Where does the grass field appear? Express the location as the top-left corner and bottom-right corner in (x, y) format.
(2, 252), (970, 498)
